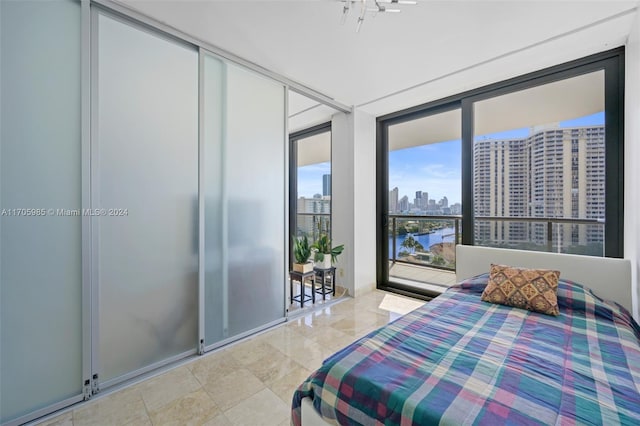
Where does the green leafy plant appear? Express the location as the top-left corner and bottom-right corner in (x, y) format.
(292, 235), (312, 264)
(311, 234), (344, 263)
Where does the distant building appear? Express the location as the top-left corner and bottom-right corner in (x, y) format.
(474, 125), (605, 249)
(389, 187), (399, 213)
(399, 195), (409, 212)
(414, 191), (429, 211)
(322, 174), (331, 197)
(297, 196), (331, 237)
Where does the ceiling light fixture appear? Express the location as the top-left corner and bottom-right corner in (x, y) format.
(340, 0), (416, 32)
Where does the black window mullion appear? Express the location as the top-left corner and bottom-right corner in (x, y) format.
(604, 54), (625, 258)
(461, 98), (474, 246)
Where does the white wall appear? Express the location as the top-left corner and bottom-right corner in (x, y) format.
(625, 9), (640, 321)
(331, 110), (377, 297)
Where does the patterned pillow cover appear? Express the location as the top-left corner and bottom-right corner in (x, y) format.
(481, 263), (561, 316)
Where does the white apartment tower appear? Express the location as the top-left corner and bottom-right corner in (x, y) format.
(473, 125), (605, 251)
(389, 187), (399, 213)
(297, 196), (331, 237)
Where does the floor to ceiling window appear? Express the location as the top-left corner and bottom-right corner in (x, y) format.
(377, 48), (624, 298)
(289, 122), (332, 265)
(385, 108), (462, 293)
(472, 71), (606, 256)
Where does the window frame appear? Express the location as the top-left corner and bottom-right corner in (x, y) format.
(289, 121), (332, 268)
(376, 47), (624, 296)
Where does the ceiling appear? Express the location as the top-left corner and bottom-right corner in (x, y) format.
(120, 0), (637, 129)
(389, 69), (604, 151)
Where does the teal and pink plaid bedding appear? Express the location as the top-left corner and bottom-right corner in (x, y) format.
(291, 275), (640, 425)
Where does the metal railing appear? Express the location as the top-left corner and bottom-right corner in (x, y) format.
(389, 215), (461, 271)
(389, 214), (605, 271)
(295, 212), (331, 241)
(475, 216), (603, 254)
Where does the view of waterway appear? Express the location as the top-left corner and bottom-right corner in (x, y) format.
(389, 227), (456, 258)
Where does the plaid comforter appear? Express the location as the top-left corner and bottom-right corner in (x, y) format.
(291, 275), (640, 425)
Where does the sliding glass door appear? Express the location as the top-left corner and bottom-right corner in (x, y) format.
(383, 108), (462, 293)
(202, 54), (286, 349)
(95, 12), (199, 385)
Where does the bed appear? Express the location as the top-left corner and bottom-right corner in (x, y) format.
(292, 246), (640, 425)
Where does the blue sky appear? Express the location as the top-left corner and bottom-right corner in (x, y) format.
(297, 162), (330, 198)
(297, 112), (604, 203)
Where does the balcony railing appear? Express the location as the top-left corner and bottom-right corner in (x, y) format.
(295, 213), (605, 272)
(295, 212), (331, 241)
(389, 214), (605, 272)
(474, 216), (604, 256)
(389, 215), (462, 272)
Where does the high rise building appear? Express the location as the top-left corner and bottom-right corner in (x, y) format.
(389, 187), (399, 213)
(473, 125), (605, 250)
(297, 196), (331, 237)
(399, 195), (409, 212)
(322, 174), (331, 197)
(413, 190), (429, 211)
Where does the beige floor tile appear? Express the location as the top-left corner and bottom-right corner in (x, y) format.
(203, 368), (265, 411)
(254, 326), (305, 352)
(148, 389), (219, 426)
(223, 389), (289, 426)
(325, 300), (357, 315)
(136, 366), (201, 412)
(191, 350), (243, 386)
(330, 311), (388, 336)
(308, 327), (358, 352)
(202, 413), (233, 426)
(270, 337), (331, 371)
(306, 310), (346, 327)
(245, 352), (306, 386)
(73, 387), (150, 426)
(226, 339), (283, 367)
(374, 293), (425, 316)
(37, 412), (73, 426)
(268, 365), (312, 406)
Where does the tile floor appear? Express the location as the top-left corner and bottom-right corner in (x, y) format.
(36, 290), (425, 426)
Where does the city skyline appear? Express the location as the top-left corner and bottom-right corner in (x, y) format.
(296, 112), (604, 202)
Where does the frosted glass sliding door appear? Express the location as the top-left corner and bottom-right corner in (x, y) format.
(203, 56), (286, 346)
(0, 0), (83, 423)
(225, 65), (286, 335)
(96, 13), (199, 384)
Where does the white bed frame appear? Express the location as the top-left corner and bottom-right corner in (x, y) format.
(456, 245), (634, 316)
(300, 246), (634, 426)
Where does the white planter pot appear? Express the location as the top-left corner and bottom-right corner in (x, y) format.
(315, 254), (332, 269)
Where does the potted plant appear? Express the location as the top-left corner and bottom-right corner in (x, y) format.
(312, 233), (344, 269)
(292, 235), (314, 273)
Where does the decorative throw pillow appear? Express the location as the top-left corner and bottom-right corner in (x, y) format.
(481, 264), (561, 316)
